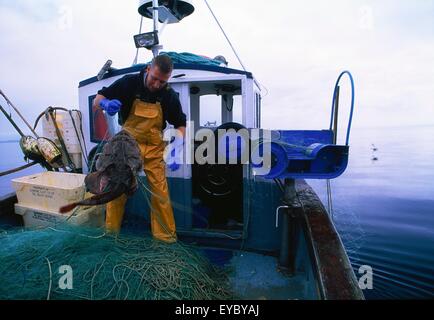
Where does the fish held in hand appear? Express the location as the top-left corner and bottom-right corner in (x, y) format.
(60, 130), (143, 213)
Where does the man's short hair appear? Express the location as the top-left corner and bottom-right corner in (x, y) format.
(151, 55), (174, 74)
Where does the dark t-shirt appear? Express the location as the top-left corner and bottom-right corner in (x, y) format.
(98, 68), (187, 130)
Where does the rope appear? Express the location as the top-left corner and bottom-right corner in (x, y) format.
(77, 111), (89, 162)
(47, 109), (77, 171)
(45, 257), (53, 300)
(203, 0), (247, 71)
(326, 179), (334, 221)
(69, 110), (89, 169)
(136, 176), (243, 240)
(0, 226), (234, 300)
(89, 115), (112, 173)
(132, 16), (144, 66)
(33, 107), (90, 172)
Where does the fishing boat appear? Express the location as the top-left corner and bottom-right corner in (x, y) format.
(0, 0), (363, 300)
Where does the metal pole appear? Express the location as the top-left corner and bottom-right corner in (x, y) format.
(277, 179), (299, 275)
(0, 89), (39, 138)
(333, 86), (340, 145)
(0, 162), (37, 178)
(0, 103), (26, 138)
(152, 0), (160, 57)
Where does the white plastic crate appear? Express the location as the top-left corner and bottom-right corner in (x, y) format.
(15, 203), (105, 228)
(12, 172), (86, 213)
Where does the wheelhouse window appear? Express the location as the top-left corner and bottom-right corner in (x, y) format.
(200, 95), (222, 127)
(191, 80), (243, 131)
(88, 95), (111, 143)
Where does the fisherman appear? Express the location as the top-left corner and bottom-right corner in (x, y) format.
(93, 55), (186, 243)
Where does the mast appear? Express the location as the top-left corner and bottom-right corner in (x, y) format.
(151, 0), (160, 57)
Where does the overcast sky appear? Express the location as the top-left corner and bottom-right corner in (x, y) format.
(1, 0), (433, 140)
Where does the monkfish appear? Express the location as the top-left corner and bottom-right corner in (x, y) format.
(59, 130), (143, 213)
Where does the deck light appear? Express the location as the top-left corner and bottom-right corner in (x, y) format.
(134, 31), (159, 49)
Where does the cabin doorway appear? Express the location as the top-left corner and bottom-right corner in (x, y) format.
(189, 80), (244, 231)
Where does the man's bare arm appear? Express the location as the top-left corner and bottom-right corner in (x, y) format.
(93, 94), (106, 110)
(177, 127), (186, 138)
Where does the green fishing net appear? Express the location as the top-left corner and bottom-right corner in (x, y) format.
(0, 226), (233, 300)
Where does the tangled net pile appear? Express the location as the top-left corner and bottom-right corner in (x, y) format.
(0, 226), (233, 300)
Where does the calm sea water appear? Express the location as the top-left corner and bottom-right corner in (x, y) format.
(0, 126), (433, 299)
(310, 125), (434, 299)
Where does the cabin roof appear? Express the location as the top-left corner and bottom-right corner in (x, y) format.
(79, 63), (253, 88)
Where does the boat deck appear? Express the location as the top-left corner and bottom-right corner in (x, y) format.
(0, 180), (364, 300)
(210, 249), (315, 300)
(110, 216), (319, 299)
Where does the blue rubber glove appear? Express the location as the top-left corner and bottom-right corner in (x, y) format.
(100, 99), (122, 116)
(168, 159), (181, 172)
(166, 136), (184, 172)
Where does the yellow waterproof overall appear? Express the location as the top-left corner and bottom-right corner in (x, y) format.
(106, 99), (177, 243)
